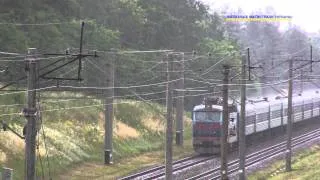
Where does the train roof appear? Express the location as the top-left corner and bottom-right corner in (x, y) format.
(195, 90), (320, 112)
(193, 104), (223, 111)
(243, 91), (320, 111)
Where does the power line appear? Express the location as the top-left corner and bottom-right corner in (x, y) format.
(39, 92), (215, 113)
(0, 51), (22, 56)
(86, 59), (163, 86)
(94, 50), (229, 63)
(0, 22), (76, 26)
(183, 59), (217, 87)
(0, 77), (183, 97)
(97, 49), (173, 54)
(185, 73), (301, 87)
(200, 56), (229, 76)
(0, 91), (221, 120)
(0, 86), (56, 96)
(0, 91), (217, 118)
(86, 57), (168, 120)
(52, 78), (182, 90)
(0, 55), (68, 62)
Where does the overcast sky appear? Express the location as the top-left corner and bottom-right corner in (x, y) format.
(201, 0), (319, 33)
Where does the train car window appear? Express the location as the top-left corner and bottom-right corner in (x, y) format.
(271, 109), (281, 119)
(246, 115), (255, 125)
(284, 108), (288, 116)
(256, 112), (269, 123)
(293, 105), (302, 113)
(194, 111), (221, 122)
(304, 103), (312, 110)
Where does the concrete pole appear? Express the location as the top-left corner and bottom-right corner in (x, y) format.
(25, 48), (38, 180)
(238, 55), (247, 180)
(176, 53), (184, 146)
(286, 58), (293, 171)
(221, 65), (230, 180)
(310, 45), (313, 72)
(300, 70), (303, 94)
(104, 50), (115, 165)
(165, 53), (174, 180)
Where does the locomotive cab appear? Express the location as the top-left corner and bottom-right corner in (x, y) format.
(192, 105), (222, 154)
(192, 96), (238, 154)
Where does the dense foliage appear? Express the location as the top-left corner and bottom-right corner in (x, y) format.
(0, 1), (318, 106)
(0, 0), (242, 110)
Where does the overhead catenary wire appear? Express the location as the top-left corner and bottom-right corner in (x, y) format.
(40, 92), (217, 113)
(0, 55), (69, 62)
(185, 73), (301, 87)
(0, 92), (215, 118)
(0, 86), (57, 96)
(0, 77), (182, 97)
(0, 51), (23, 56)
(0, 54), (75, 91)
(94, 50), (230, 63)
(251, 46), (310, 61)
(0, 49), (312, 106)
(1, 45), (315, 95)
(0, 22), (76, 26)
(54, 78), (181, 90)
(233, 48), (311, 82)
(96, 49), (173, 54)
(200, 56), (229, 76)
(199, 57), (308, 86)
(86, 58), (168, 117)
(253, 58), (315, 81)
(183, 59), (218, 86)
(0, 86), (220, 117)
(86, 59), (162, 86)
(2, 81), (320, 118)
(0, 87), (208, 108)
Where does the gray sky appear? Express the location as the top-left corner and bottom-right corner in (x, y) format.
(201, 0), (319, 33)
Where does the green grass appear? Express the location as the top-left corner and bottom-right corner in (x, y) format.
(0, 92), (193, 179)
(249, 144), (320, 180)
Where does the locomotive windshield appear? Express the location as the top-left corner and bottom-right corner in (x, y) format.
(193, 111), (222, 122)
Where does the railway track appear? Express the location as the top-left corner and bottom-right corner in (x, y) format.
(187, 128), (320, 180)
(118, 155), (213, 180)
(119, 128), (320, 180)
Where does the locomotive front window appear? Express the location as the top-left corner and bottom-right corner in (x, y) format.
(194, 111), (222, 122)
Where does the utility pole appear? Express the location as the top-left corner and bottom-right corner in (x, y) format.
(286, 58), (293, 172)
(104, 50), (115, 165)
(300, 70), (303, 94)
(221, 65), (230, 180)
(24, 48), (38, 180)
(176, 53), (184, 146)
(247, 48), (251, 81)
(238, 55), (247, 180)
(165, 53), (174, 180)
(310, 45), (313, 72)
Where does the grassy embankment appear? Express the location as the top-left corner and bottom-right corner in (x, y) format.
(249, 144), (320, 180)
(0, 92), (194, 180)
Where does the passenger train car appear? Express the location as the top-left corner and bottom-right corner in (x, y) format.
(192, 91), (320, 154)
